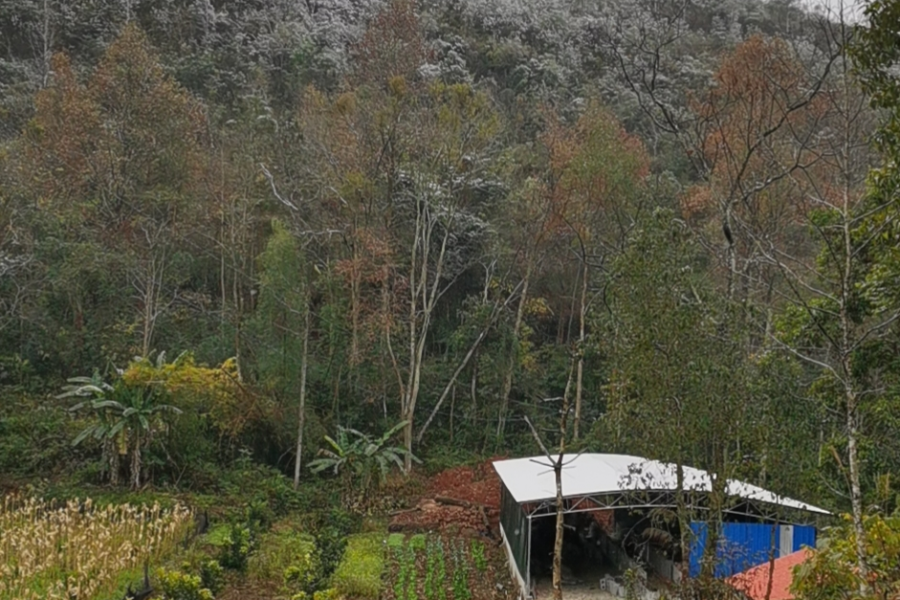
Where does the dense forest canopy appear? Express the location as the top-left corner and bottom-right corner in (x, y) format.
(4, 0), (900, 595)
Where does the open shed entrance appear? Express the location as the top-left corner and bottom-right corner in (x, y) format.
(528, 511), (620, 599)
(527, 506), (684, 599)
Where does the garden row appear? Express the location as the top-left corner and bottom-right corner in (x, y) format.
(384, 533), (498, 600)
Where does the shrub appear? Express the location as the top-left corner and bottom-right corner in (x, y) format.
(0, 396), (84, 478)
(312, 589), (340, 600)
(218, 523), (252, 571)
(199, 560), (224, 595)
(249, 525), (320, 595)
(219, 461), (301, 518)
(315, 508), (360, 579)
(156, 568), (215, 600)
(330, 533), (386, 600)
(246, 498), (275, 534)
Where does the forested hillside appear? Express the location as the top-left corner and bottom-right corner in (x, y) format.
(3, 0), (900, 597)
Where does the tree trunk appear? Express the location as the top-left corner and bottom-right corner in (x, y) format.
(130, 439), (141, 490)
(105, 439), (120, 486)
(845, 381), (868, 591)
(700, 468), (727, 580)
(293, 290), (311, 490)
(402, 197), (451, 472)
(231, 239), (243, 382)
(840, 176), (868, 591)
(497, 263), (531, 439)
(675, 461), (690, 584)
(350, 234), (361, 366)
(552, 362), (575, 600)
(402, 200), (422, 474)
(552, 458), (565, 600)
(574, 259), (588, 440)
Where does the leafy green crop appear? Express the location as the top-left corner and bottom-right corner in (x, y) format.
(451, 541), (471, 600)
(330, 533), (386, 600)
(470, 540), (487, 573)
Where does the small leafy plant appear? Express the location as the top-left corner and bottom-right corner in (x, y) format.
(470, 540), (487, 573)
(199, 560), (224, 595)
(409, 533), (427, 551)
(218, 523), (252, 571)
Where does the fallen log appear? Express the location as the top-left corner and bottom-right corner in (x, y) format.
(435, 495), (475, 508)
(389, 506), (421, 517)
(388, 522), (427, 533)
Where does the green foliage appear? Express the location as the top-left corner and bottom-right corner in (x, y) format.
(217, 523), (253, 572)
(390, 535), (481, 600)
(314, 508), (360, 580)
(792, 514), (900, 600)
(0, 395), (82, 477)
(204, 524), (234, 548)
(199, 560), (224, 596)
(122, 353), (254, 442)
(435, 539), (446, 600)
(250, 524), (320, 595)
(250, 219), (311, 402)
(299, 589), (341, 600)
(451, 541), (471, 600)
(308, 421), (420, 503)
(330, 533), (386, 600)
(409, 534), (427, 551)
(425, 539), (436, 600)
(2, 3), (896, 579)
(156, 568), (215, 600)
(393, 542), (416, 600)
(470, 540), (487, 573)
(61, 370), (182, 488)
(216, 457), (305, 520)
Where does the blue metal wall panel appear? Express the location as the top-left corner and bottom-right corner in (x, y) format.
(793, 525), (816, 552)
(689, 522), (788, 578)
(689, 522), (707, 578)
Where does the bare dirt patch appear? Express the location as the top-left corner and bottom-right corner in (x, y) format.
(388, 459), (504, 537)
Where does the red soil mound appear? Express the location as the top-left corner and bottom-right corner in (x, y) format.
(389, 458), (506, 535)
(427, 458), (503, 508)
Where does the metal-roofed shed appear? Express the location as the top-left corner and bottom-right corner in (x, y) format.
(492, 453), (829, 598)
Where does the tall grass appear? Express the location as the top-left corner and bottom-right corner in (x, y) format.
(0, 495), (192, 600)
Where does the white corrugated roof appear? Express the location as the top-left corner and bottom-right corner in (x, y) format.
(492, 453), (830, 515)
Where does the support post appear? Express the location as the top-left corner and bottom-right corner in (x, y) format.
(527, 515), (533, 595)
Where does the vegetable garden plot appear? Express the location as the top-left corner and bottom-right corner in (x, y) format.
(385, 533), (512, 600)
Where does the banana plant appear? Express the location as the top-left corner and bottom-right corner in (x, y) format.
(308, 420), (420, 501)
(61, 371), (182, 489)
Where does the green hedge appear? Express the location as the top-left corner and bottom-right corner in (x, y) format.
(330, 533), (385, 600)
